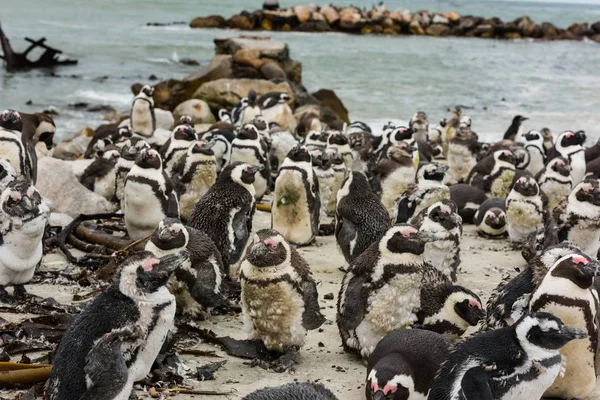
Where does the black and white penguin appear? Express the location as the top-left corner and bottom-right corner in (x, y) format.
(230, 123), (271, 200)
(467, 150), (516, 198)
(0, 160), (16, 192)
(449, 184), (488, 224)
(218, 109), (232, 124)
(257, 91), (291, 110)
(159, 124), (198, 175)
(124, 148), (179, 240)
(327, 131), (353, 169)
(540, 127), (554, 151)
(506, 176), (548, 243)
(240, 229), (325, 371)
(85, 125), (132, 159)
(396, 162), (450, 223)
(47, 251), (189, 400)
(201, 127), (233, 173)
(0, 180), (49, 300)
(243, 383), (338, 400)
(335, 171), (391, 264)
(366, 329), (451, 400)
(474, 197), (508, 239)
(272, 145), (320, 245)
(14, 111), (56, 184)
(170, 140), (216, 222)
(114, 137), (151, 208)
(548, 130), (586, 185)
(536, 156), (572, 211)
(145, 218), (225, 318)
(0, 109), (30, 181)
(79, 147), (121, 201)
(304, 130), (330, 154)
(327, 148), (349, 215)
(443, 128), (479, 185)
(409, 111), (429, 143)
(428, 312), (586, 400)
(521, 130), (546, 176)
(347, 130), (376, 175)
(529, 253), (599, 399)
(238, 90), (261, 126)
(502, 115), (528, 141)
(188, 162), (261, 276)
(130, 84), (155, 137)
(312, 150), (335, 223)
(345, 120), (372, 135)
(259, 92), (293, 128)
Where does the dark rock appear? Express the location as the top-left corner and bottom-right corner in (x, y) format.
(515, 15), (536, 37)
(282, 59), (302, 85)
(228, 14), (255, 30)
(148, 74), (158, 80)
(180, 58), (199, 66)
(232, 65), (263, 79)
(426, 23), (451, 36)
(592, 21), (600, 34)
(473, 23), (495, 38)
(591, 33), (600, 43)
(541, 22), (559, 39)
(69, 102), (89, 109)
(409, 20), (425, 35)
(458, 16), (484, 33)
(260, 60), (287, 80)
(294, 21), (332, 32)
(263, 0), (279, 11)
(147, 21), (186, 27)
(190, 15), (226, 28)
(568, 22), (592, 37)
(559, 30), (583, 41)
(312, 89), (350, 124)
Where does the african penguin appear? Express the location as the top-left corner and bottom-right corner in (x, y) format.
(449, 184), (488, 224)
(12, 111), (56, 184)
(506, 176), (548, 243)
(548, 130), (586, 185)
(503, 115), (528, 141)
(521, 130), (546, 176)
(114, 137), (151, 209)
(242, 383), (338, 400)
(130, 84), (156, 137)
(474, 197), (508, 239)
(327, 131), (353, 169)
(443, 128), (479, 185)
(312, 150), (336, 224)
(238, 89), (261, 126)
(409, 111), (429, 143)
(79, 147), (121, 201)
(218, 109), (232, 124)
(347, 130), (376, 175)
(269, 126), (298, 177)
(259, 92), (293, 128)
(536, 156), (572, 211)
(257, 91), (291, 110)
(0, 109), (30, 181)
(47, 251), (189, 400)
(159, 124), (198, 176)
(304, 130), (329, 155)
(467, 150), (516, 198)
(396, 162), (450, 223)
(85, 125), (132, 159)
(327, 148), (349, 216)
(201, 128), (233, 173)
(230, 123), (271, 200)
(240, 229), (325, 372)
(272, 145), (320, 246)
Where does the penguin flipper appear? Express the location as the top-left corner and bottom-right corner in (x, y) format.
(335, 217), (357, 263)
(460, 366), (495, 400)
(301, 279), (326, 330)
(337, 274), (369, 332)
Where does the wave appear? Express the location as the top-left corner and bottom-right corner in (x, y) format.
(72, 90), (132, 106)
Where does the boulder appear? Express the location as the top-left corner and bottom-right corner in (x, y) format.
(541, 22), (559, 39)
(194, 78), (295, 111)
(458, 16), (484, 33)
(472, 24), (495, 38)
(261, 103), (297, 132)
(233, 48), (265, 70)
(426, 23), (451, 36)
(37, 157), (117, 217)
(504, 32), (522, 40)
(413, 11), (431, 28)
(294, 5), (312, 23)
(260, 60), (287, 79)
(228, 14), (254, 30)
(320, 5), (340, 25)
(263, 0), (279, 11)
(294, 21), (331, 32)
(190, 15), (226, 28)
(431, 14), (449, 25)
(310, 12), (326, 22)
(568, 22), (591, 37)
(409, 20), (425, 35)
(282, 59), (302, 85)
(515, 16), (536, 37)
(559, 30), (583, 41)
(592, 21), (600, 34)
(173, 99), (216, 124)
(53, 127), (94, 160)
(591, 33), (600, 43)
(339, 7), (365, 31)
(262, 9), (297, 28)
(369, 4), (388, 23)
(215, 36), (289, 62)
(155, 108), (174, 130)
(311, 89), (349, 123)
(443, 11), (461, 23)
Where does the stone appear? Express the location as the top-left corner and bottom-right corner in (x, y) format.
(426, 23), (451, 36)
(592, 21), (600, 34)
(215, 36), (289, 62)
(261, 18), (273, 31)
(541, 22), (559, 39)
(194, 78), (295, 111)
(228, 14), (254, 30)
(263, 0), (279, 11)
(190, 15), (226, 28)
(473, 24), (495, 38)
(294, 5), (312, 23)
(320, 5), (340, 25)
(409, 20), (425, 35)
(591, 33), (600, 43)
(383, 27), (399, 35)
(155, 108), (174, 130)
(282, 59), (302, 85)
(311, 89), (349, 124)
(260, 60), (287, 80)
(294, 21), (331, 32)
(339, 7), (364, 31)
(37, 157), (117, 217)
(568, 22), (591, 37)
(173, 99), (216, 124)
(559, 30), (583, 41)
(53, 127), (94, 160)
(431, 14), (449, 25)
(233, 49), (264, 70)
(261, 103), (297, 132)
(413, 11), (431, 28)
(310, 12), (326, 22)
(443, 11), (461, 23)
(515, 16), (536, 37)
(369, 4), (388, 23)
(504, 32), (522, 40)
(458, 16), (484, 33)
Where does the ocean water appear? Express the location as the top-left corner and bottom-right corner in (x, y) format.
(1, 0), (600, 142)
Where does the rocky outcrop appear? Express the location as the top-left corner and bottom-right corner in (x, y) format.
(173, 99), (216, 124)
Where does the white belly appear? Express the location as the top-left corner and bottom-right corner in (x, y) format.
(569, 151), (586, 185)
(540, 180), (571, 210)
(272, 171), (314, 245)
(131, 101), (153, 137)
(496, 361), (562, 400)
(381, 168), (415, 217)
(568, 226), (600, 258)
(124, 181), (165, 240)
(506, 201), (543, 241)
(94, 170), (117, 200)
(424, 241), (456, 276)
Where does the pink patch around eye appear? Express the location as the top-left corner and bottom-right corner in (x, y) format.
(301, 146), (308, 152)
(402, 228), (416, 237)
(383, 385), (397, 395)
(11, 194), (21, 201)
(244, 166), (249, 172)
(171, 227), (180, 234)
(572, 256), (589, 265)
(264, 238), (277, 248)
(143, 259), (159, 271)
(469, 299), (481, 309)
(566, 132), (574, 138)
(14, 112), (19, 118)
(371, 382), (379, 392)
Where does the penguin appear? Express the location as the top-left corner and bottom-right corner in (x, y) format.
(272, 145), (320, 246)
(443, 128), (479, 185)
(238, 89), (261, 126)
(230, 123), (271, 200)
(449, 184), (488, 224)
(585, 137), (600, 163)
(243, 383), (338, 400)
(218, 109), (232, 124)
(409, 111), (429, 143)
(548, 130), (586, 185)
(506, 176), (548, 243)
(258, 92), (293, 128)
(502, 115), (528, 141)
(428, 312), (587, 400)
(240, 229), (325, 371)
(130, 84), (155, 137)
(0, 160), (16, 192)
(269, 126), (298, 177)
(145, 218), (225, 318)
(170, 140), (216, 222)
(312, 150), (336, 224)
(159, 124), (198, 175)
(85, 125), (133, 159)
(345, 120), (372, 135)
(201, 128), (233, 173)
(79, 147), (121, 201)
(536, 156), (572, 211)
(114, 137), (151, 209)
(257, 91), (291, 110)
(124, 148), (179, 240)
(411, 199), (462, 282)
(296, 111), (323, 139)
(553, 179), (600, 258)
(47, 251), (189, 400)
(327, 131), (353, 169)
(0, 110), (30, 181)
(188, 162), (262, 276)
(474, 197), (508, 239)
(529, 253), (599, 399)
(335, 171), (391, 264)
(0, 180), (49, 301)
(347, 130), (376, 175)
(16, 111), (56, 184)
(396, 162), (450, 223)
(467, 150), (516, 198)
(304, 130), (329, 154)
(327, 148), (349, 216)
(366, 329), (451, 400)
(374, 126), (411, 160)
(441, 107), (463, 154)
(521, 130), (546, 176)
(540, 127), (554, 151)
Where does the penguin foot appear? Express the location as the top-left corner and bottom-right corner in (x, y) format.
(0, 287), (15, 304)
(13, 284), (27, 299)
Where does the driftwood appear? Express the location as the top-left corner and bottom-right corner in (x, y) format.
(256, 203), (272, 212)
(0, 363), (52, 389)
(0, 22), (77, 72)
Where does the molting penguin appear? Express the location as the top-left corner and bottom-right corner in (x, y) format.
(114, 137), (151, 209)
(443, 128), (479, 185)
(536, 156), (572, 211)
(312, 150), (335, 224)
(467, 150), (516, 198)
(304, 130), (329, 154)
(272, 145), (320, 246)
(327, 130), (353, 169)
(347, 130), (376, 175)
(449, 184), (488, 224)
(474, 197), (508, 239)
(396, 162), (450, 223)
(541, 127), (554, 151)
(85, 125), (132, 159)
(159, 124), (198, 175)
(201, 128), (233, 173)
(188, 162), (261, 276)
(17, 111), (56, 184)
(79, 147), (121, 201)
(230, 123), (271, 200)
(327, 148), (349, 215)
(409, 111), (429, 143)
(130, 85), (156, 137)
(0, 110), (30, 181)
(124, 148), (179, 240)
(548, 130), (586, 185)
(47, 251), (189, 400)
(240, 229), (325, 372)
(502, 115), (528, 141)
(335, 171), (391, 264)
(242, 383), (338, 400)
(521, 130), (546, 176)
(506, 176), (548, 243)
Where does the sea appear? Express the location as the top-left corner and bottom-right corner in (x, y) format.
(1, 0), (600, 142)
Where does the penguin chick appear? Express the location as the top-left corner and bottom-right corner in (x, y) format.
(230, 123), (271, 200)
(521, 130), (546, 176)
(0, 180), (49, 300)
(548, 130), (586, 185)
(428, 312), (587, 400)
(443, 129), (479, 185)
(327, 131), (353, 169)
(336, 171), (391, 264)
(449, 184), (488, 224)
(170, 140), (216, 222)
(0, 160), (17, 192)
(409, 111), (429, 142)
(47, 251), (189, 400)
(541, 127), (554, 151)
(240, 229), (325, 372)
(536, 156), (572, 211)
(242, 382), (338, 400)
(506, 176), (548, 243)
(124, 148), (179, 240)
(188, 162), (261, 276)
(474, 197), (508, 239)
(79, 147), (121, 201)
(160, 124), (198, 175)
(467, 150), (516, 198)
(396, 162), (450, 223)
(130, 84), (155, 137)
(366, 329), (451, 400)
(0, 109), (29, 181)
(115, 137), (151, 208)
(347, 130), (375, 175)
(146, 218), (225, 319)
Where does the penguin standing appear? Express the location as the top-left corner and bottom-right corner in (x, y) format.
(238, 89), (261, 126)
(521, 130), (546, 176)
(159, 124), (198, 175)
(548, 130), (586, 185)
(17, 111), (56, 184)
(146, 218), (225, 318)
(335, 171), (391, 264)
(0, 110), (29, 181)
(366, 329), (451, 400)
(503, 115), (528, 141)
(428, 312), (586, 400)
(114, 137), (151, 209)
(506, 176), (548, 243)
(536, 156), (572, 211)
(449, 184), (488, 224)
(230, 123), (271, 200)
(327, 131), (353, 169)
(47, 251), (189, 400)
(240, 229), (325, 372)
(467, 150), (516, 198)
(272, 145), (320, 245)
(409, 111), (429, 142)
(327, 149), (349, 216)
(396, 162), (450, 223)
(188, 162), (262, 276)
(443, 128), (479, 185)
(304, 130), (329, 154)
(201, 128), (233, 173)
(474, 197), (508, 238)
(230, 97), (249, 126)
(79, 147), (121, 201)
(124, 149), (179, 240)
(312, 150), (335, 224)
(130, 85), (155, 137)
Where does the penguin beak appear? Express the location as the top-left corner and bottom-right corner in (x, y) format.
(580, 259), (600, 277)
(251, 241), (269, 256)
(158, 227), (173, 241)
(21, 197), (34, 212)
(373, 392), (387, 400)
(437, 164), (449, 174)
(156, 250), (189, 276)
(248, 165), (264, 174)
(559, 325), (587, 341)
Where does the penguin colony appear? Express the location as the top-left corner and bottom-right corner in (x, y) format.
(4, 89), (600, 400)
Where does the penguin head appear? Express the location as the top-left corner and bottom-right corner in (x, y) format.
(218, 109), (231, 123)
(390, 127), (412, 143)
(367, 367), (410, 400)
(327, 148), (345, 166)
(278, 93), (291, 104)
(189, 140), (215, 156)
(540, 127), (553, 143)
(458, 116), (472, 129)
(513, 176), (539, 196)
(118, 126), (133, 139)
(120, 138), (150, 161)
(99, 148), (121, 163)
(172, 124), (198, 142)
(448, 287), (485, 327)
(424, 200), (461, 231)
(512, 148), (529, 169)
(227, 162), (264, 186)
(140, 85), (154, 98)
(179, 115), (193, 126)
(548, 253), (600, 289)
(245, 229), (289, 268)
(494, 149), (517, 165)
(557, 130), (585, 149)
(380, 224), (427, 256)
(418, 162), (448, 183)
(312, 151), (331, 170)
(118, 251), (189, 297)
(135, 148), (162, 170)
(287, 145), (312, 163)
(410, 111), (429, 132)
(251, 116), (268, 132)
(327, 131), (349, 146)
(512, 115), (528, 126)
(0, 109), (23, 131)
(151, 218), (189, 251)
(523, 130), (542, 143)
(238, 124), (259, 141)
(387, 143), (415, 162)
(572, 179), (600, 207)
(549, 157), (571, 177)
(515, 312), (587, 355)
(484, 207), (507, 230)
(1, 180), (43, 219)
(35, 113), (56, 150)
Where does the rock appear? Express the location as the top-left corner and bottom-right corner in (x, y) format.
(294, 5), (312, 23)
(228, 14), (254, 30)
(282, 59), (302, 85)
(413, 11), (431, 28)
(261, 103), (297, 131)
(591, 33), (600, 43)
(473, 24), (495, 38)
(504, 32), (522, 40)
(263, 0), (279, 10)
(190, 15), (226, 28)
(338, 7), (364, 31)
(215, 36), (289, 62)
(71, 159), (94, 178)
(294, 21), (332, 32)
(369, 4), (387, 23)
(426, 23), (451, 36)
(155, 109), (174, 130)
(310, 11), (326, 22)
(173, 99), (216, 124)
(233, 48), (264, 70)
(37, 157), (117, 217)
(431, 14), (449, 25)
(260, 60), (287, 80)
(559, 30), (583, 41)
(320, 5), (340, 25)
(311, 89), (349, 124)
(458, 16), (484, 33)
(541, 22), (559, 39)
(592, 21), (600, 34)
(515, 15), (536, 37)
(194, 78), (295, 111)
(443, 11), (461, 23)
(48, 213), (74, 229)
(568, 22), (591, 37)
(409, 20), (425, 35)
(261, 18), (273, 31)
(53, 127), (95, 160)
